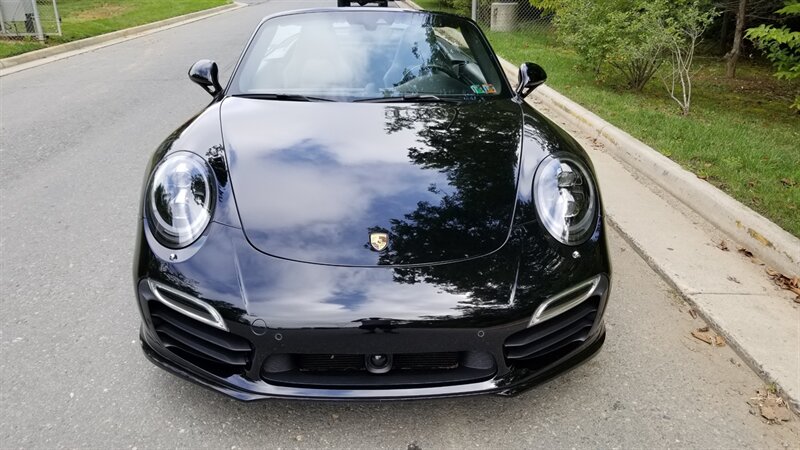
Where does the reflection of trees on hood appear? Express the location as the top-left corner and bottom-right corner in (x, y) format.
(377, 102), (528, 314)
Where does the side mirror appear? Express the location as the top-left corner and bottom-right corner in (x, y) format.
(188, 59), (223, 97)
(516, 62), (547, 99)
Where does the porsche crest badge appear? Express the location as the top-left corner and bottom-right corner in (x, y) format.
(369, 232), (389, 252)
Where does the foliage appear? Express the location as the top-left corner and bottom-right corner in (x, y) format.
(531, 0), (725, 100)
(530, 0), (673, 90)
(437, 0), (477, 16)
(746, 0), (800, 110)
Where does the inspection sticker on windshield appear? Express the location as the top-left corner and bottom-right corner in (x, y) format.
(470, 84), (496, 94)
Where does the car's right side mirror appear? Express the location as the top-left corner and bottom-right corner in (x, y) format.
(516, 62), (547, 99)
(188, 59), (223, 97)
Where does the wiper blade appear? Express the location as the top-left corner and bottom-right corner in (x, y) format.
(231, 93), (334, 102)
(353, 94), (468, 103)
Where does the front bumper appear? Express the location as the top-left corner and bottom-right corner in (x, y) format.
(140, 322), (606, 401)
(134, 217), (611, 400)
(137, 272), (609, 401)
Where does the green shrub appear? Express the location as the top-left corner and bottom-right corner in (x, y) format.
(746, 0), (800, 110)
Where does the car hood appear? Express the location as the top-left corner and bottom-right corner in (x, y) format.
(220, 97), (522, 267)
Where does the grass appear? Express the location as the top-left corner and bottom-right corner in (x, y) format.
(0, 0), (229, 58)
(414, 0), (800, 237)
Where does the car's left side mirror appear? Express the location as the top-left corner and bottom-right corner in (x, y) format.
(516, 62), (547, 99)
(188, 59), (223, 97)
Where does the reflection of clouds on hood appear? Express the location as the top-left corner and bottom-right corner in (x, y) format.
(236, 247), (467, 326)
(223, 99), (447, 263)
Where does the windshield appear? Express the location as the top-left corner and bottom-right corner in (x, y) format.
(229, 10), (508, 101)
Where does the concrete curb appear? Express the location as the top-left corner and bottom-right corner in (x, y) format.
(0, 2), (243, 74)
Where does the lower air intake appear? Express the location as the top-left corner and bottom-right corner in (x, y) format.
(504, 297), (600, 368)
(149, 301), (253, 377)
(261, 351), (495, 388)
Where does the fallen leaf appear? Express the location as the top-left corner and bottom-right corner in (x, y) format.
(691, 328), (715, 345)
(748, 228), (772, 247)
(738, 247), (765, 265)
(761, 403), (779, 420)
(716, 240), (729, 251)
(689, 309), (698, 319)
(765, 268), (800, 296)
(714, 335), (726, 347)
(750, 388), (792, 424)
(760, 398), (792, 423)
(780, 178), (796, 187)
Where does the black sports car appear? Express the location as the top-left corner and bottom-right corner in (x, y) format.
(134, 8), (610, 401)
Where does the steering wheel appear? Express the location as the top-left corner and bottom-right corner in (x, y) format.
(407, 62), (460, 81)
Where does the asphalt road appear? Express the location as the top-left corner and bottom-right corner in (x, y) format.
(1, 0), (798, 448)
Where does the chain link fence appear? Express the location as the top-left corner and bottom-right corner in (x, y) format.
(0, 0), (61, 40)
(475, 0), (553, 35)
(430, 0), (554, 35)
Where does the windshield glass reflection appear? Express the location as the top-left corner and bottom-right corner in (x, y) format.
(231, 11), (506, 100)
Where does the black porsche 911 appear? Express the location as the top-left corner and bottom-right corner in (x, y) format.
(134, 8), (610, 401)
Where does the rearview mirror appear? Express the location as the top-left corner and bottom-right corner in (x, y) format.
(188, 59), (222, 97)
(516, 62), (547, 99)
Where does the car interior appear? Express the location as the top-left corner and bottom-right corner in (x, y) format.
(236, 12), (503, 99)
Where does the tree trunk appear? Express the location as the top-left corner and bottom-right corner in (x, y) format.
(726, 0), (746, 78)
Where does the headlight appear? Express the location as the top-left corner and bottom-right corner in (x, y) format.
(146, 152), (215, 248)
(533, 154), (597, 246)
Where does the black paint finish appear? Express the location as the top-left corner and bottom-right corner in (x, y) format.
(133, 8), (611, 401)
(222, 97), (522, 267)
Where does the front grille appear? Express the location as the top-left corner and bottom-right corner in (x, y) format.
(395, 352), (460, 370)
(504, 297), (599, 368)
(149, 301), (253, 376)
(298, 354), (363, 372)
(295, 352), (460, 372)
(262, 351), (494, 388)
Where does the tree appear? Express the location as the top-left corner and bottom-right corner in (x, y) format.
(746, 0), (800, 110)
(725, 0), (748, 77)
(660, 1), (718, 115)
(539, 0), (672, 90)
(532, 0), (682, 90)
(718, 0), (786, 77)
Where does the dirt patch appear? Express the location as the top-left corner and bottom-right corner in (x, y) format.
(698, 71), (799, 105)
(71, 4), (132, 22)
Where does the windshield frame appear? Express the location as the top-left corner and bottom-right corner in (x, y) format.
(223, 8), (514, 102)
